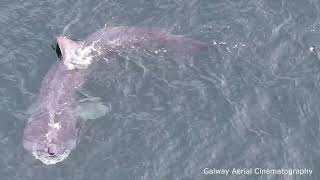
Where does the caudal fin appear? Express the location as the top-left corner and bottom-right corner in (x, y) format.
(164, 35), (208, 54)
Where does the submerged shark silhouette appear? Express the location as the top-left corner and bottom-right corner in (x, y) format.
(22, 26), (208, 165)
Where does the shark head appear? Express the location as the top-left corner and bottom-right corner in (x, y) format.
(30, 143), (71, 165)
(23, 127), (77, 165)
(23, 109), (78, 165)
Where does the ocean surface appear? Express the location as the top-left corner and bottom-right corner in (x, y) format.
(1, 0), (320, 179)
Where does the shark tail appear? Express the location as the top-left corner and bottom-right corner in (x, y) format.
(163, 34), (209, 54)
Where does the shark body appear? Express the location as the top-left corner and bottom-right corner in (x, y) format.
(23, 26), (208, 165)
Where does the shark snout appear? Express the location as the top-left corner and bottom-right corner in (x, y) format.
(47, 144), (58, 156)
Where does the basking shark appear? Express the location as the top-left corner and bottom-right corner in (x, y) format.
(23, 26), (208, 165)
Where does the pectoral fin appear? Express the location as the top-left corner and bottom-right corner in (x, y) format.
(75, 96), (109, 120)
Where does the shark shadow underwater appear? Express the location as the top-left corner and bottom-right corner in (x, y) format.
(22, 26), (208, 165)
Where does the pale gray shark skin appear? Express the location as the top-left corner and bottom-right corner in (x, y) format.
(23, 26), (207, 165)
(23, 62), (87, 165)
(84, 26), (208, 54)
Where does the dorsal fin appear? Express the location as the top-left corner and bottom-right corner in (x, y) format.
(55, 43), (62, 59)
(51, 43), (62, 60)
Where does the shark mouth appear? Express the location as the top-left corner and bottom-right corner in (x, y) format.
(32, 148), (71, 165)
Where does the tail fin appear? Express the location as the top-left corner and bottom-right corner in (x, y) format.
(163, 34), (208, 54)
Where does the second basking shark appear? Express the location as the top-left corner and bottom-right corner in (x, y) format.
(23, 26), (208, 165)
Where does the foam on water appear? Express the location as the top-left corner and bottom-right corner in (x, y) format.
(64, 40), (102, 70)
(32, 148), (70, 165)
